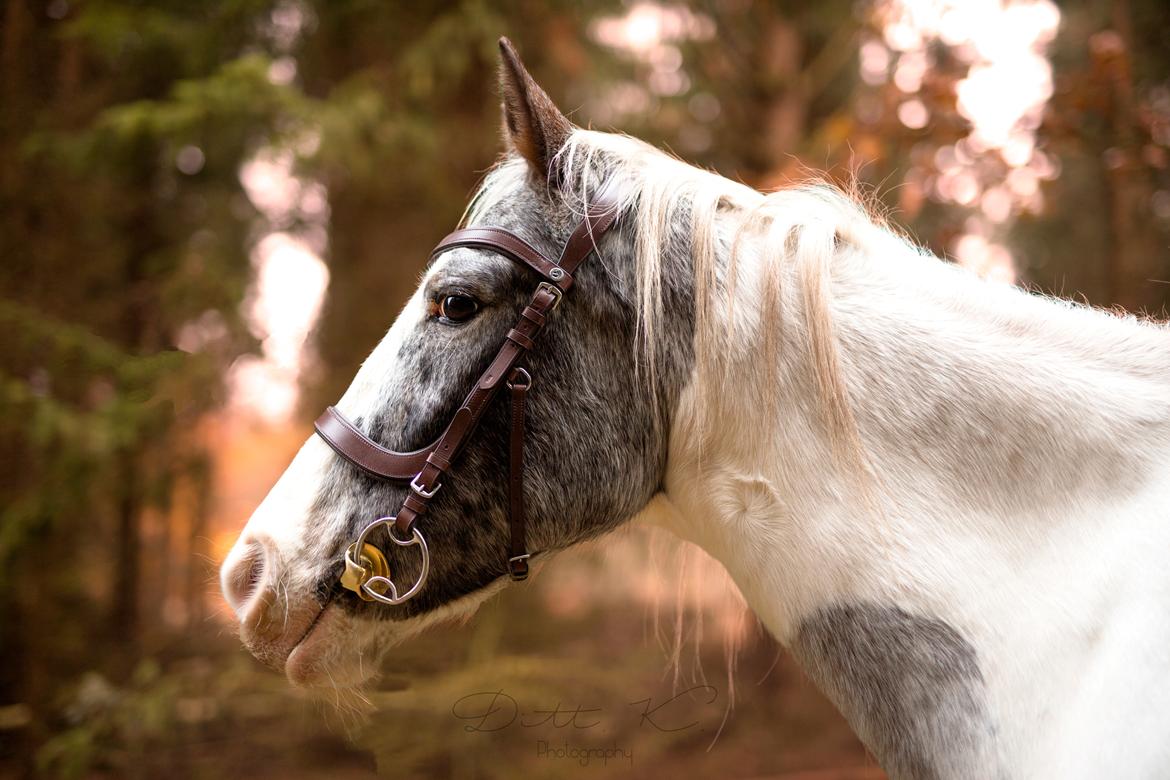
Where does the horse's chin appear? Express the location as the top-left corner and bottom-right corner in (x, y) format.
(283, 577), (513, 688)
(281, 602), (402, 688)
(284, 604), (371, 687)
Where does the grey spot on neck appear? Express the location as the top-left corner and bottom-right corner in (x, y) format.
(789, 603), (1004, 780)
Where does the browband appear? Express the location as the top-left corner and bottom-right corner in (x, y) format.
(315, 183), (622, 598)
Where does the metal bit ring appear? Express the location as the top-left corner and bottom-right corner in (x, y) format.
(343, 516), (430, 605)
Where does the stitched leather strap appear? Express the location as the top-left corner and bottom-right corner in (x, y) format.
(315, 407), (436, 480)
(391, 285), (559, 535)
(559, 188), (623, 275)
(432, 228), (573, 290)
(506, 367), (531, 580)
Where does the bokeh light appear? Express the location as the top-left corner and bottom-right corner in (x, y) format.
(869, 0), (1063, 282)
(232, 148), (329, 423)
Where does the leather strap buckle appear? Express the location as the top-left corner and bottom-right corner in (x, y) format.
(535, 281), (563, 310)
(410, 474), (441, 498)
(508, 553), (531, 581)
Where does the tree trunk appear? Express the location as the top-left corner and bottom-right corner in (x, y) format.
(112, 454), (141, 649)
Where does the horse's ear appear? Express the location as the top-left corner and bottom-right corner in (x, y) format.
(498, 37), (572, 182)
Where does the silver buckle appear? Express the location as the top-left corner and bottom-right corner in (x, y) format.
(411, 474), (441, 498)
(536, 281), (563, 310)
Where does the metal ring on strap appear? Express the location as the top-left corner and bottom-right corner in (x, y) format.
(341, 516), (430, 605)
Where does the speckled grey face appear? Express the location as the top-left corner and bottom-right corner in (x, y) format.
(219, 40), (699, 684)
(314, 163), (688, 621)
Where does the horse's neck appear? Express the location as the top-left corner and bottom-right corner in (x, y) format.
(658, 224), (1170, 777)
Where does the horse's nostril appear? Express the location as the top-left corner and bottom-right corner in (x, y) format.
(222, 540), (269, 614)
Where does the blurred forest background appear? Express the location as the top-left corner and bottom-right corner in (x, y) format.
(2, 0), (1168, 778)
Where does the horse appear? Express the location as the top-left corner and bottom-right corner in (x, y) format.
(220, 38), (1170, 779)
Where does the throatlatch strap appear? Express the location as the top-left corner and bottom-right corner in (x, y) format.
(506, 367), (531, 580)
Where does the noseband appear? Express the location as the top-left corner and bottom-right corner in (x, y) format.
(313, 185), (622, 606)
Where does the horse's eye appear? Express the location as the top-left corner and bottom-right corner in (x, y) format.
(438, 294), (479, 323)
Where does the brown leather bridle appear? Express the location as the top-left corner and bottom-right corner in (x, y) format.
(313, 184), (622, 605)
